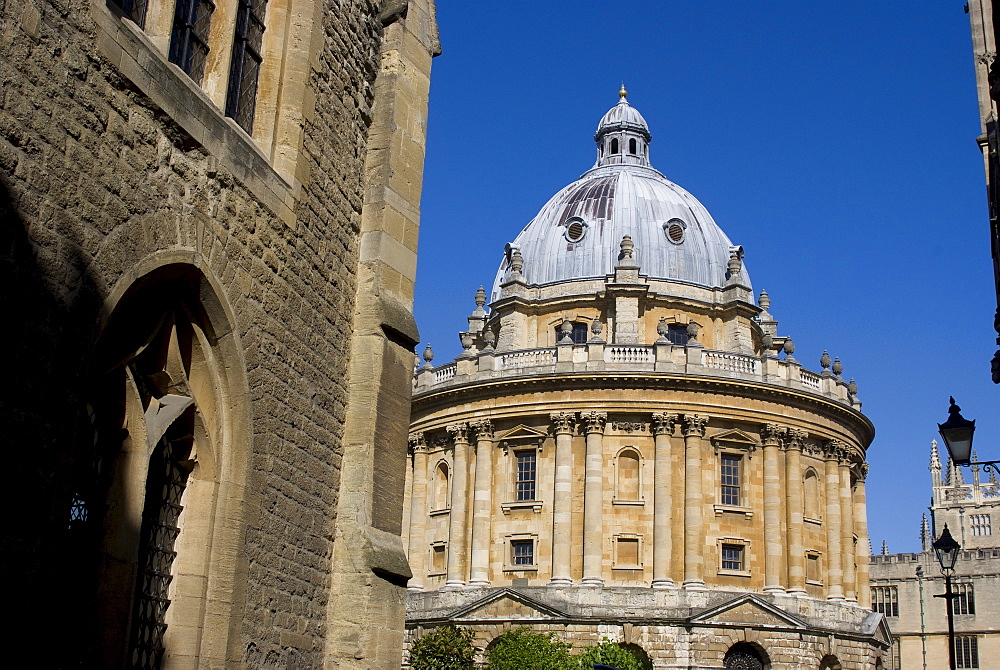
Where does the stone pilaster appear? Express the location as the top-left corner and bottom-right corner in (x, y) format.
(824, 440), (845, 601)
(406, 433), (428, 590)
(580, 411), (607, 586)
(854, 462), (871, 607)
(652, 412), (679, 588)
(785, 428), (807, 595)
(682, 413), (708, 590)
(839, 453), (857, 603)
(468, 419), (494, 587)
(444, 423), (470, 589)
(549, 411), (576, 586)
(761, 423), (787, 593)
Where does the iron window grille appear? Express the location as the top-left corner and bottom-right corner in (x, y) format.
(511, 539), (534, 566)
(226, 0), (267, 132)
(955, 635), (979, 669)
(953, 582), (976, 615)
(169, 0), (215, 84)
(515, 451), (536, 501)
(721, 454), (741, 506)
(721, 544), (743, 571)
(871, 585), (899, 617)
(111, 0), (148, 27)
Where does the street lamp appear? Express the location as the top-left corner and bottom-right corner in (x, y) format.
(932, 525), (961, 670)
(937, 397), (1000, 475)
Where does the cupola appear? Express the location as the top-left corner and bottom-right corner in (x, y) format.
(594, 86), (651, 167)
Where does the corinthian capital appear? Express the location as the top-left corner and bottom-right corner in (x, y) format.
(469, 418), (494, 440)
(786, 428), (809, 450)
(408, 432), (427, 453)
(446, 422), (470, 443)
(760, 423), (787, 447)
(550, 411), (576, 435)
(824, 439), (847, 461)
(580, 411), (607, 434)
(651, 412), (679, 436)
(682, 414), (708, 437)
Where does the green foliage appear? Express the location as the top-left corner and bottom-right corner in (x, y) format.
(576, 640), (647, 670)
(409, 625), (476, 670)
(486, 627), (576, 670)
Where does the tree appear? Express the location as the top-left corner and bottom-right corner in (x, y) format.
(409, 624), (476, 670)
(486, 627), (576, 670)
(576, 639), (647, 670)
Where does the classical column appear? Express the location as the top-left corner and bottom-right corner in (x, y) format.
(824, 440), (845, 601)
(761, 423), (787, 593)
(468, 419), (494, 587)
(444, 423), (470, 589)
(580, 411), (607, 586)
(840, 453), (857, 603)
(854, 463), (871, 608)
(549, 411), (576, 586)
(785, 428), (807, 595)
(682, 414), (708, 590)
(406, 433), (428, 591)
(651, 413), (679, 588)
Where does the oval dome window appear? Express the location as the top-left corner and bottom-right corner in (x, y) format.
(665, 219), (685, 244)
(565, 219), (586, 242)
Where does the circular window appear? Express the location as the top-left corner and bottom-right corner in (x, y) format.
(565, 218), (586, 242)
(664, 219), (686, 244)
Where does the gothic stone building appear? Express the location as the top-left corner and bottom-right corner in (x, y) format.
(869, 441), (1000, 670)
(1, 0), (438, 667)
(402, 92), (891, 669)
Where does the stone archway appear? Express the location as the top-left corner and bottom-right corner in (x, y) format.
(724, 642), (768, 670)
(820, 654), (843, 670)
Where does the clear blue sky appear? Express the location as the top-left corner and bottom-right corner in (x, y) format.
(413, 1), (996, 555)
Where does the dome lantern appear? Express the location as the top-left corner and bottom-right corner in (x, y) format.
(595, 87), (652, 168)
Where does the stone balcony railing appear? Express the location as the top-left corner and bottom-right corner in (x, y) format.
(414, 340), (860, 408)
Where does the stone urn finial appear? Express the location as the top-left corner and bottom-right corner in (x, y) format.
(783, 338), (797, 363)
(847, 378), (858, 396)
(656, 317), (669, 343)
(758, 289), (770, 312)
(510, 248), (524, 275)
(559, 319), (573, 343)
(620, 235), (634, 260)
(422, 344), (434, 365)
(686, 321), (699, 344)
(591, 316), (604, 337)
(474, 286), (487, 309)
(460, 333), (473, 350)
(482, 329), (496, 350)
(761, 332), (773, 353)
(727, 250), (742, 278)
(831, 356), (843, 378)
(820, 350), (831, 370)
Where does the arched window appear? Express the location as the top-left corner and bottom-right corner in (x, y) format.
(610, 138), (619, 154)
(434, 462), (450, 510)
(724, 642), (766, 670)
(804, 469), (821, 519)
(617, 449), (640, 500)
(629, 138), (637, 154)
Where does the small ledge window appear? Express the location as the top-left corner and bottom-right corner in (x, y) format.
(666, 323), (689, 345)
(806, 551), (822, 585)
(610, 138), (619, 154)
(718, 539), (750, 577)
(629, 138), (637, 154)
(613, 534), (643, 569)
(664, 218), (686, 244)
(555, 322), (589, 345)
(504, 534), (538, 571)
(428, 542), (447, 576)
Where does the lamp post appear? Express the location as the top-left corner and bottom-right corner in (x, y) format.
(937, 397), (1000, 473)
(932, 525), (961, 670)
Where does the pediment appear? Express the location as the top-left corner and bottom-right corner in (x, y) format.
(862, 611), (893, 647)
(709, 428), (760, 447)
(689, 594), (806, 629)
(449, 588), (566, 621)
(497, 424), (548, 443)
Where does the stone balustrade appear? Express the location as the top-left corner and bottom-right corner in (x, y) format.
(414, 341), (859, 407)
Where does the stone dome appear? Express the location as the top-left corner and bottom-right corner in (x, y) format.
(493, 92), (749, 298)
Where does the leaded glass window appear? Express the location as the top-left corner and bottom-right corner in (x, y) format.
(111, 0), (149, 27)
(721, 454), (741, 506)
(871, 585), (899, 617)
(721, 544), (743, 571)
(226, 0), (268, 132)
(955, 636), (979, 669)
(169, 0), (215, 84)
(511, 539), (534, 566)
(953, 582), (976, 615)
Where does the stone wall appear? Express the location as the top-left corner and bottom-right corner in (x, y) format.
(1, 0), (436, 665)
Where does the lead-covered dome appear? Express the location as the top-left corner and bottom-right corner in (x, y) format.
(493, 91), (749, 298)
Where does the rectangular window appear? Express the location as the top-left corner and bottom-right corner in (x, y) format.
(515, 451), (536, 501)
(169, 0), (216, 84)
(721, 454), (741, 506)
(721, 544), (743, 571)
(616, 537), (639, 567)
(430, 543), (446, 574)
(511, 539), (534, 566)
(871, 585), (899, 617)
(225, 0), (268, 132)
(953, 583), (976, 615)
(955, 636), (979, 669)
(806, 553), (820, 583)
(111, 0), (148, 27)
(970, 513), (991, 536)
(887, 637), (901, 670)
